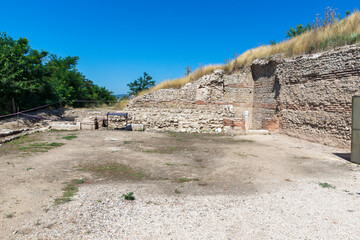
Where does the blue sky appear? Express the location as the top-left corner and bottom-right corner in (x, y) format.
(0, 0), (358, 94)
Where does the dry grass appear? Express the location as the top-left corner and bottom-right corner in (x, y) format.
(139, 11), (360, 95)
(138, 64), (222, 96)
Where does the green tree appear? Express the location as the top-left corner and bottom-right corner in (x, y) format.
(346, 10), (351, 17)
(0, 32), (116, 114)
(127, 72), (155, 96)
(286, 23), (312, 38)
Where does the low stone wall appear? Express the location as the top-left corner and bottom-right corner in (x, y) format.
(126, 69), (254, 134)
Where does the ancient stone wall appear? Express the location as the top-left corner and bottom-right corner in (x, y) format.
(251, 59), (280, 132)
(126, 69), (254, 133)
(277, 45), (360, 148)
(126, 44), (360, 148)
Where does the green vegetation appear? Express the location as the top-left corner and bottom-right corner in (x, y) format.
(80, 162), (146, 181)
(127, 72), (155, 96)
(17, 142), (64, 152)
(138, 9), (360, 95)
(174, 189), (181, 194)
(165, 163), (189, 167)
(122, 192), (135, 201)
(0, 32), (116, 115)
(5, 212), (15, 218)
(62, 135), (77, 140)
(318, 182), (336, 189)
(175, 178), (199, 183)
(54, 179), (84, 205)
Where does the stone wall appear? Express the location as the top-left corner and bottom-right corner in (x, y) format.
(126, 69), (254, 133)
(126, 44), (360, 148)
(277, 45), (360, 148)
(251, 59), (280, 132)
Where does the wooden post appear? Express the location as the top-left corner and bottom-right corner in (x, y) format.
(107, 113), (109, 130)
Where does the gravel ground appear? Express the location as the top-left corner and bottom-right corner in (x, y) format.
(18, 176), (360, 240)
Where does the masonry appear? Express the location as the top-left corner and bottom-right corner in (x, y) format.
(125, 44), (360, 148)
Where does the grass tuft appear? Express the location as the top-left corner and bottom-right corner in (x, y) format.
(122, 192), (135, 201)
(318, 182), (336, 189)
(62, 135), (77, 140)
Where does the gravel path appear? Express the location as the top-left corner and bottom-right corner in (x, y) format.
(18, 176), (360, 240)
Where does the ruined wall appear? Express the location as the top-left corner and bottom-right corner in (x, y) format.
(125, 44), (360, 148)
(277, 45), (360, 148)
(251, 59), (280, 132)
(126, 69), (254, 133)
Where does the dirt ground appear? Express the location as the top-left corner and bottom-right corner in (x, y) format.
(0, 130), (359, 239)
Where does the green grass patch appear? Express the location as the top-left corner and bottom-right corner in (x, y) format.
(80, 162), (146, 181)
(62, 135), (77, 140)
(54, 179), (84, 205)
(174, 178), (199, 183)
(5, 212), (15, 218)
(9, 135), (36, 145)
(165, 163), (189, 167)
(17, 142), (64, 152)
(123, 141), (132, 144)
(318, 182), (336, 189)
(174, 189), (181, 194)
(236, 153), (258, 158)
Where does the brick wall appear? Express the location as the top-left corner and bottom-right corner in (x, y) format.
(277, 45), (360, 148)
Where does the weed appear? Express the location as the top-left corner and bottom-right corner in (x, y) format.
(5, 212), (15, 218)
(62, 135), (77, 140)
(97, 200), (102, 202)
(165, 163), (189, 167)
(123, 141), (132, 144)
(72, 179), (85, 184)
(122, 192), (135, 201)
(175, 178), (199, 183)
(146, 200), (159, 205)
(35, 219), (41, 226)
(26, 167), (34, 171)
(236, 153), (258, 158)
(174, 189), (181, 194)
(318, 182), (336, 189)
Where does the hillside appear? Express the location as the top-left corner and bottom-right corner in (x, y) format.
(139, 10), (360, 95)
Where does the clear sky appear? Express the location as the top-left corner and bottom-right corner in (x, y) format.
(0, 0), (358, 94)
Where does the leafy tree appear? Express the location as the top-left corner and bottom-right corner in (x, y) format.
(127, 72), (155, 96)
(269, 40), (277, 46)
(0, 32), (116, 114)
(346, 10), (351, 17)
(286, 23), (312, 38)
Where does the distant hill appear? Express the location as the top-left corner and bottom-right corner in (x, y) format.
(113, 94), (127, 99)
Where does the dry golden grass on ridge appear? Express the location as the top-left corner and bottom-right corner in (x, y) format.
(139, 11), (360, 96)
